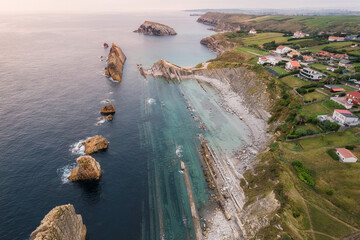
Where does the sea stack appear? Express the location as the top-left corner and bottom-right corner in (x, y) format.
(134, 21), (177, 36)
(69, 156), (101, 181)
(100, 104), (116, 115)
(103, 43), (109, 49)
(83, 136), (109, 154)
(30, 204), (86, 240)
(105, 43), (126, 82)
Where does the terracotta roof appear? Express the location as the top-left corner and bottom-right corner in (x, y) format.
(277, 45), (286, 49)
(335, 109), (352, 114)
(347, 91), (360, 98)
(303, 56), (313, 59)
(290, 61), (301, 67)
(336, 148), (357, 159)
(332, 88), (346, 92)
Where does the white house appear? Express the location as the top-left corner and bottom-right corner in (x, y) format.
(275, 45), (291, 54)
(293, 31), (309, 38)
(257, 56), (279, 65)
(249, 28), (257, 34)
(285, 61), (301, 70)
(336, 148), (358, 163)
(300, 68), (324, 81)
(332, 109), (359, 126)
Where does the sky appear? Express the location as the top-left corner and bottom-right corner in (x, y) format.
(0, 0), (359, 14)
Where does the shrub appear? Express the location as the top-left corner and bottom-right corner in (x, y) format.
(326, 189), (334, 196)
(291, 160), (315, 187)
(270, 142), (279, 151)
(345, 145), (356, 150)
(293, 210), (301, 218)
(327, 149), (340, 160)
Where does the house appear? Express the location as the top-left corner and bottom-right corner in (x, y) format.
(326, 66), (338, 72)
(339, 59), (353, 68)
(257, 56), (279, 65)
(324, 85), (346, 92)
(316, 51), (349, 60)
(285, 61), (301, 70)
(249, 28), (257, 34)
(287, 50), (301, 58)
(332, 109), (359, 126)
(276, 45), (291, 54)
(336, 148), (358, 163)
(338, 37), (345, 42)
(318, 32), (325, 35)
(345, 91), (360, 104)
(293, 31), (309, 38)
(329, 36), (339, 42)
(303, 56), (314, 62)
(300, 68), (324, 81)
(345, 35), (356, 41)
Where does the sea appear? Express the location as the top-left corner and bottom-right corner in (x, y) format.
(0, 11), (249, 239)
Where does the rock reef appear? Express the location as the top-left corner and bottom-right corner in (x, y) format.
(84, 136), (109, 155)
(69, 155), (101, 181)
(30, 204), (86, 240)
(100, 104), (116, 115)
(105, 43), (127, 82)
(134, 21), (177, 36)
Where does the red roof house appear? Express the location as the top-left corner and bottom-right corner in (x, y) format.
(336, 148), (358, 163)
(346, 92), (360, 104)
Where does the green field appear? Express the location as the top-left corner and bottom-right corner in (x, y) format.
(235, 46), (268, 56)
(303, 91), (328, 102)
(281, 76), (308, 88)
(241, 32), (290, 46)
(300, 99), (345, 118)
(301, 42), (355, 53)
(268, 66), (288, 75)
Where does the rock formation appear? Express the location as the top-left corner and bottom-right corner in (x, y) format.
(83, 136), (109, 154)
(100, 104), (115, 115)
(103, 43), (109, 49)
(69, 156), (101, 181)
(100, 114), (113, 121)
(144, 59), (193, 81)
(30, 204), (86, 240)
(105, 43), (127, 82)
(200, 36), (236, 54)
(134, 21), (177, 36)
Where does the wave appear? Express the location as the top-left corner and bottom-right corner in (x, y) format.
(96, 118), (106, 126)
(100, 99), (113, 104)
(57, 163), (77, 184)
(69, 137), (92, 155)
(176, 145), (183, 158)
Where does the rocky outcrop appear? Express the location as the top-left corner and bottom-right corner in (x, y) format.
(200, 36), (236, 54)
(100, 114), (113, 121)
(83, 136), (109, 154)
(144, 59), (193, 81)
(134, 21), (177, 36)
(104, 43), (109, 49)
(100, 104), (115, 115)
(69, 156), (101, 181)
(105, 43), (126, 82)
(30, 204), (86, 240)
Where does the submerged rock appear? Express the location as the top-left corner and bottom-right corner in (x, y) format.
(69, 155), (101, 181)
(103, 43), (109, 48)
(105, 43), (126, 82)
(134, 21), (177, 36)
(84, 136), (109, 154)
(100, 114), (113, 121)
(30, 204), (86, 240)
(100, 104), (115, 115)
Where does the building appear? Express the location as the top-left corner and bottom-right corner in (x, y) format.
(257, 56), (279, 65)
(287, 50), (301, 58)
(336, 148), (358, 163)
(324, 85), (346, 92)
(328, 36), (345, 42)
(315, 51), (349, 60)
(293, 31), (309, 38)
(285, 61), (301, 70)
(326, 66), (338, 72)
(345, 91), (360, 104)
(303, 56), (314, 62)
(276, 45), (291, 54)
(249, 28), (257, 34)
(339, 59), (353, 68)
(300, 68), (324, 80)
(345, 35), (356, 41)
(332, 109), (359, 126)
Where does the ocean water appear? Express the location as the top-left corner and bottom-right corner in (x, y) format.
(0, 12), (218, 240)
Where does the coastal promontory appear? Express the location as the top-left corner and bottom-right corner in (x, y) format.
(105, 43), (127, 82)
(69, 156), (101, 181)
(30, 204), (86, 240)
(84, 136), (109, 154)
(134, 21), (177, 36)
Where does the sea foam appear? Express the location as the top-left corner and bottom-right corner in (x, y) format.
(57, 163), (77, 184)
(176, 145), (183, 158)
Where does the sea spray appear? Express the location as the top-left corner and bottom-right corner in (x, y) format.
(57, 163), (77, 184)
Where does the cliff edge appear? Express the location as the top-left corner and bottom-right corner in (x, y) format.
(30, 204), (86, 240)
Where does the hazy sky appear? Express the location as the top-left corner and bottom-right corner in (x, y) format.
(0, 0), (359, 13)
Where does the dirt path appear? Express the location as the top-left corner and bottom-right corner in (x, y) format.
(304, 230), (338, 240)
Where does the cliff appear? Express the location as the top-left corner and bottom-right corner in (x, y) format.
(134, 21), (177, 36)
(30, 204), (86, 240)
(105, 43), (127, 82)
(83, 136), (109, 155)
(69, 156), (101, 181)
(200, 36), (236, 54)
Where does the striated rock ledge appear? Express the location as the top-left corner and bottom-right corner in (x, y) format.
(84, 136), (109, 155)
(105, 43), (127, 82)
(200, 36), (235, 54)
(134, 21), (177, 36)
(197, 12), (241, 32)
(69, 155), (101, 181)
(30, 204), (86, 240)
(100, 104), (116, 115)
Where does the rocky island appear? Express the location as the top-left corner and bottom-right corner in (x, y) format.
(134, 21), (177, 36)
(83, 136), (109, 154)
(105, 43), (126, 82)
(69, 156), (101, 181)
(30, 204), (86, 240)
(100, 104), (116, 115)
